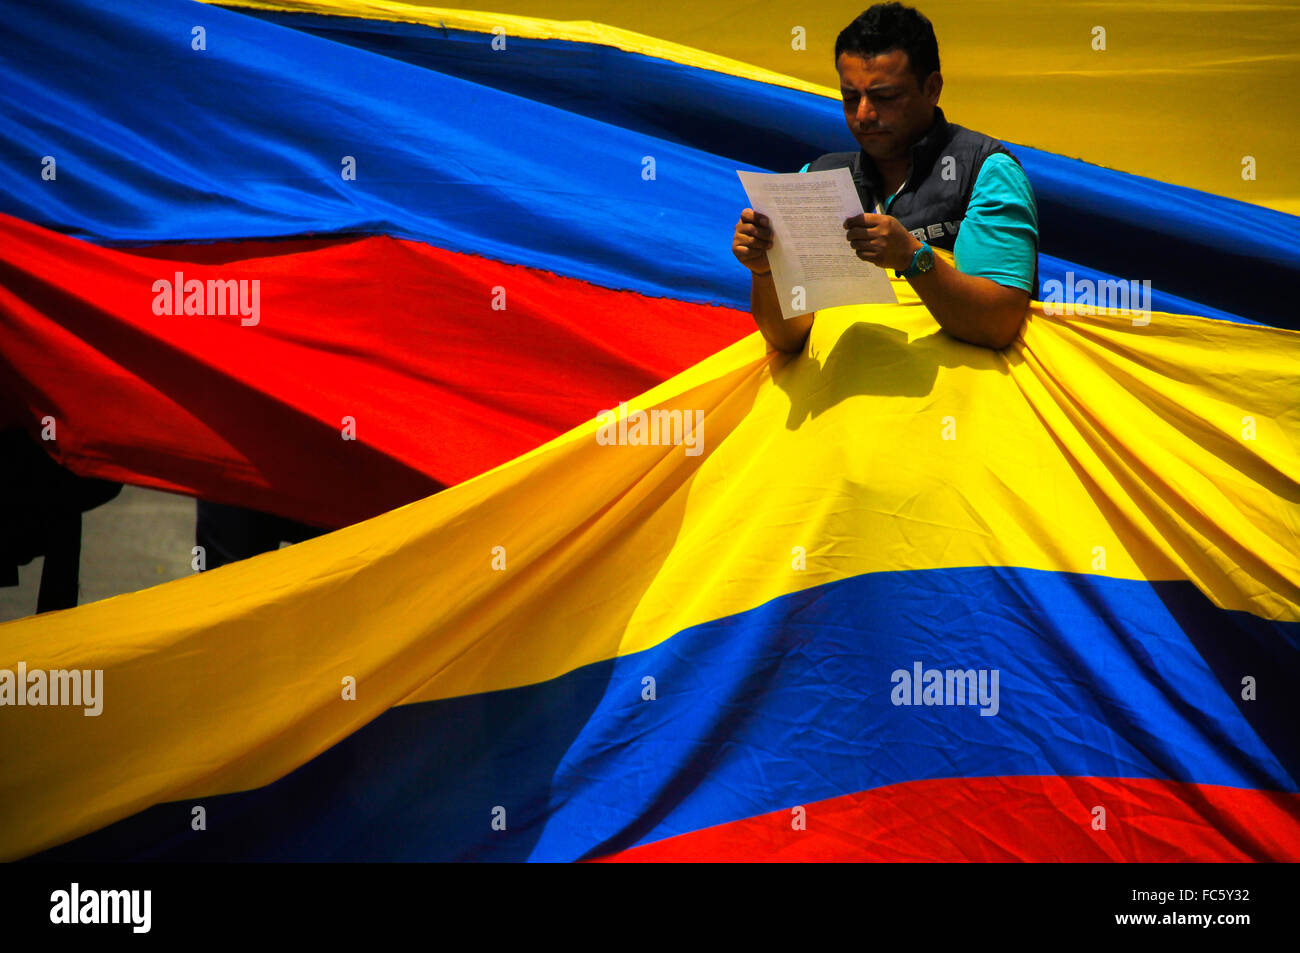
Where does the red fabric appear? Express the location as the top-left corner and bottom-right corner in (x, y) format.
(0, 213), (752, 527)
(590, 776), (1300, 862)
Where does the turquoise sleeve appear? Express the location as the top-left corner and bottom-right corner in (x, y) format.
(798, 162), (810, 173)
(953, 153), (1039, 293)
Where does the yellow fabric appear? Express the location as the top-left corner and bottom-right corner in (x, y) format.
(3, 252), (1298, 860)
(202, 0), (829, 95)
(206, 0), (1300, 216)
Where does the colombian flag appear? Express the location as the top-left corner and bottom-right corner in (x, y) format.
(0, 0), (1297, 861)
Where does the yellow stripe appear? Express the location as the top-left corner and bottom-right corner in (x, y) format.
(200, 0), (832, 97)
(2, 260), (1297, 858)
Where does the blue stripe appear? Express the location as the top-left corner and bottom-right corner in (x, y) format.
(30, 566), (1298, 861)
(1036, 253), (1256, 325)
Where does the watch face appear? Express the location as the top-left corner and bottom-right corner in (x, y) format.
(917, 247), (935, 271)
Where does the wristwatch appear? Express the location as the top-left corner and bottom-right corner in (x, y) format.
(897, 242), (935, 279)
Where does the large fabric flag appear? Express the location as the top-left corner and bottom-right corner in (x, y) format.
(3, 261), (1299, 861)
(0, 0), (1297, 861)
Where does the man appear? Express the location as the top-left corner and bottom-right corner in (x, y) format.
(733, 2), (1039, 353)
(0, 424), (121, 614)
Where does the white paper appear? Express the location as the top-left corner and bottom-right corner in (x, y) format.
(737, 167), (897, 319)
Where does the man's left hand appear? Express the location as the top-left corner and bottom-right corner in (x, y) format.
(842, 213), (922, 272)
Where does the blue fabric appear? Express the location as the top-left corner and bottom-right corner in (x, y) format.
(955, 153), (1039, 292)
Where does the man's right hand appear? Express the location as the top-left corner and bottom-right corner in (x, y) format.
(732, 209), (773, 275)
(736, 208), (812, 354)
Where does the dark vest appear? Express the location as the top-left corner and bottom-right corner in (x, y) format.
(805, 106), (1037, 292)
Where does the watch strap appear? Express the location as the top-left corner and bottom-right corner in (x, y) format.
(896, 242), (932, 279)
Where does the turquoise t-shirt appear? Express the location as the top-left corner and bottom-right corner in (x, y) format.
(797, 153), (1038, 293)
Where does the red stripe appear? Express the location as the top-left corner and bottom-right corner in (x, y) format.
(590, 776), (1300, 862)
(0, 213), (752, 527)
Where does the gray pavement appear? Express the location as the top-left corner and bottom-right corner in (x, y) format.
(0, 485), (202, 625)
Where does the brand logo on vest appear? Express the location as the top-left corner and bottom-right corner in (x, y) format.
(909, 221), (961, 243)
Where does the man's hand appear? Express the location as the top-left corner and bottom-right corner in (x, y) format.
(844, 213), (1026, 349)
(842, 213), (922, 272)
(732, 208), (774, 275)
(734, 207), (813, 353)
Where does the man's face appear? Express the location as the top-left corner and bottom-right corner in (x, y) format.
(837, 49), (941, 162)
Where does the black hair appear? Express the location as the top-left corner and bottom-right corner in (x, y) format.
(835, 3), (940, 88)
